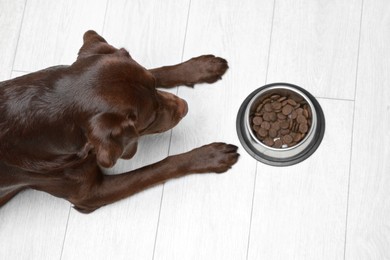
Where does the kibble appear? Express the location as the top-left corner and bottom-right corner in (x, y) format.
(250, 93), (312, 148)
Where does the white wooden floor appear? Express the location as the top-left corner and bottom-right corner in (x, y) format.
(0, 0), (389, 259)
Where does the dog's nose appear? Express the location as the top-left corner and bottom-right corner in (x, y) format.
(178, 98), (188, 118)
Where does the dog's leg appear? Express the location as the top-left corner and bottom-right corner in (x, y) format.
(149, 55), (228, 88)
(66, 142), (238, 213)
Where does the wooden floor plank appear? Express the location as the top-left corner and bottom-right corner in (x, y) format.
(153, 0), (274, 259)
(60, 1), (190, 259)
(345, 0), (390, 259)
(13, 0), (107, 72)
(247, 2), (361, 258)
(267, 0), (362, 100)
(248, 99), (354, 259)
(102, 0), (191, 69)
(2, 0), (389, 259)
(0, 0), (25, 80)
(0, 192), (70, 260)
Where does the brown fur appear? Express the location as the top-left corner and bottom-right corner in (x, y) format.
(0, 31), (239, 213)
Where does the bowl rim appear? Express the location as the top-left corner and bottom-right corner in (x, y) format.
(236, 82), (326, 167)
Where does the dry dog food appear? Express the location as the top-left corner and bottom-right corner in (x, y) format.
(250, 94), (312, 148)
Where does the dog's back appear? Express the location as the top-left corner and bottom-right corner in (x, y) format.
(0, 30), (238, 213)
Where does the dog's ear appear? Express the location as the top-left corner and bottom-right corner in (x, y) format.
(78, 30), (117, 59)
(87, 113), (139, 168)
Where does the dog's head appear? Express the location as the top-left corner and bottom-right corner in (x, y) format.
(77, 31), (188, 167)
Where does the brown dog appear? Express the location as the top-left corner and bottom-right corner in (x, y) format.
(0, 31), (239, 213)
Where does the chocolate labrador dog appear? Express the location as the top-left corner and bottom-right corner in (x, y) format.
(0, 31), (239, 213)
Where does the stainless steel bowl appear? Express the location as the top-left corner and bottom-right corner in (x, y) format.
(236, 83), (325, 166)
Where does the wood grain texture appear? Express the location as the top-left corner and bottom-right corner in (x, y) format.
(13, 0), (107, 72)
(153, 0), (274, 259)
(0, 71), (71, 260)
(61, 135), (172, 260)
(2, 0), (390, 259)
(345, 0), (390, 259)
(0, 0), (25, 80)
(248, 99), (354, 259)
(102, 0), (191, 68)
(0, 191), (70, 260)
(60, 1), (190, 259)
(267, 0), (362, 100)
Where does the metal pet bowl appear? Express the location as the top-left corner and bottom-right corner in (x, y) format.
(236, 83), (325, 166)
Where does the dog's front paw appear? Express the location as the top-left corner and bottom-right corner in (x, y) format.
(187, 142), (239, 174)
(184, 55), (228, 86)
